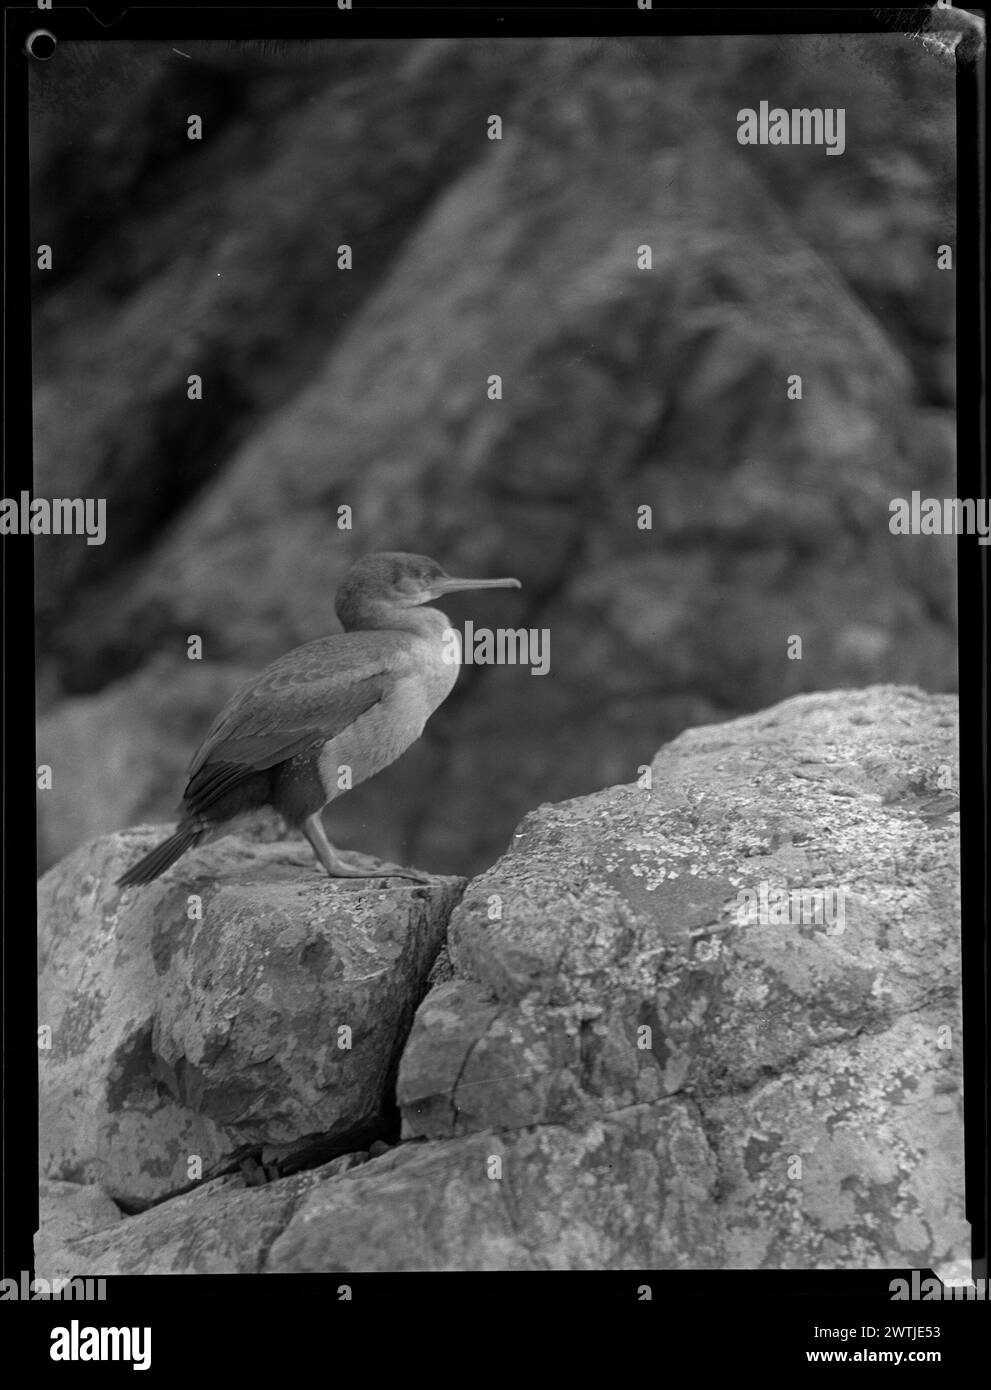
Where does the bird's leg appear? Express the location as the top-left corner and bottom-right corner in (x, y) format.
(301, 813), (429, 882)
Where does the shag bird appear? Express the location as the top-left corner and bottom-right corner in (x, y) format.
(116, 552), (521, 887)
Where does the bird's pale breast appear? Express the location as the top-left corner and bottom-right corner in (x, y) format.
(316, 635), (459, 796)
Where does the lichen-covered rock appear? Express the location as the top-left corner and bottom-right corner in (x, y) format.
(704, 1010), (967, 1269)
(39, 1171), (319, 1278)
(400, 686), (960, 1130)
(269, 1102), (720, 1272)
(394, 686), (964, 1266)
(38, 687), (964, 1271)
(57, 1101), (719, 1274)
(38, 831), (461, 1206)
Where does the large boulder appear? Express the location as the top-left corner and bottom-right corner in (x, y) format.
(38, 831), (462, 1206)
(399, 685), (961, 1133)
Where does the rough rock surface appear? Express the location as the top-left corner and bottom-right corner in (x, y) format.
(38, 688), (965, 1272)
(38, 831), (462, 1206)
(38, 1173), (316, 1279)
(34, 1180), (122, 1282)
(400, 685), (961, 1132)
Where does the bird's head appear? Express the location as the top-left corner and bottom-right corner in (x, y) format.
(335, 552), (521, 630)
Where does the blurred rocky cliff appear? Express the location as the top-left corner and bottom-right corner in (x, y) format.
(31, 34), (957, 875)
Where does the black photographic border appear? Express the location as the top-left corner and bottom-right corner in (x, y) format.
(2, 0), (986, 1362)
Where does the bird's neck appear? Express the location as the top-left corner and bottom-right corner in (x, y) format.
(344, 602), (455, 645)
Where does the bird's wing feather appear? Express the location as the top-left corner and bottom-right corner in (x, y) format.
(186, 633), (416, 780)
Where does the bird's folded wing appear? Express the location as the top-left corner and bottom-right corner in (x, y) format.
(186, 633), (415, 779)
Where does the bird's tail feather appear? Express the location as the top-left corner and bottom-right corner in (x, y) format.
(116, 827), (204, 888)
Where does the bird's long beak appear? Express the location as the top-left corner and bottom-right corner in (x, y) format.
(431, 575), (522, 595)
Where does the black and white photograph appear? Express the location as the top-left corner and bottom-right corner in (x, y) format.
(3, 0), (988, 1364)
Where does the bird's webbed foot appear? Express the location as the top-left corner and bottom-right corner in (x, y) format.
(301, 814), (431, 885)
